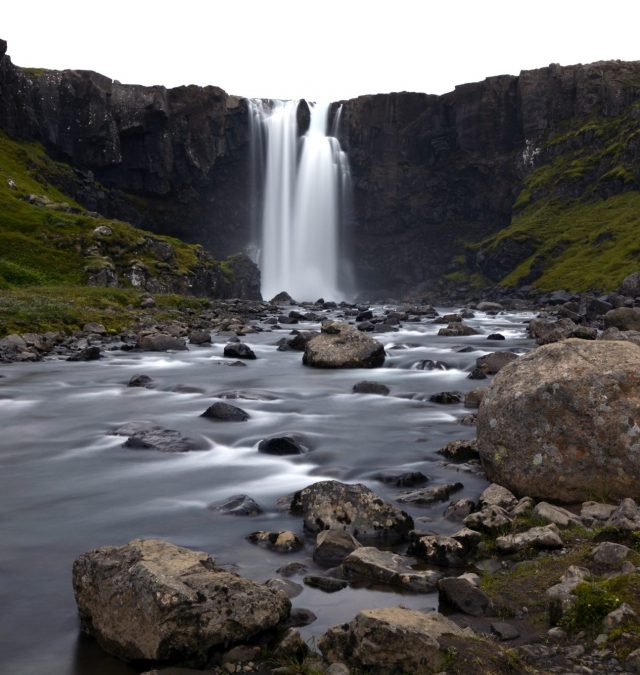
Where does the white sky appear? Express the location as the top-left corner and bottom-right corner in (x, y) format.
(3, 0), (640, 101)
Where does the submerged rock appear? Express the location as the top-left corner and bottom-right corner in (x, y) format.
(258, 435), (307, 455)
(72, 539), (290, 665)
(477, 339), (640, 502)
(127, 373), (154, 388)
(352, 380), (390, 395)
(303, 575), (348, 593)
(318, 607), (467, 674)
(303, 321), (385, 368)
(438, 323), (479, 337)
(208, 494), (263, 517)
(223, 342), (256, 360)
(123, 428), (206, 453)
(290, 480), (413, 545)
(397, 483), (464, 506)
(247, 530), (304, 553)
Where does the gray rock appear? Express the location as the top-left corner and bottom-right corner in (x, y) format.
(352, 381), (390, 395)
(438, 576), (493, 616)
(201, 401), (249, 422)
(208, 494), (263, 517)
(123, 428), (205, 453)
(464, 388), (486, 409)
(438, 323), (480, 336)
(479, 483), (518, 510)
(580, 501), (617, 526)
(445, 498), (475, 521)
(318, 607), (468, 674)
(496, 524), (563, 553)
(464, 505), (512, 533)
(604, 602), (637, 632)
(604, 307), (640, 331)
(223, 342), (256, 360)
(475, 351), (518, 375)
(397, 483), (464, 505)
(606, 498), (640, 531)
(72, 539), (290, 664)
(303, 576), (347, 593)
(533, 502), (582, 528)
(491, 622), (520, 641)
(188, 330), (211, 345)
(341, 547), (441, 592)
(128, 373), (154, 388)
(599, 326), (640, 348)
(303, 321), (385, 368)
(67, 346), (102, 361)
(590, 542), (632, 571)
(264, 578), (303, 599)
(546, 565), (590, 625)
(313, 530), (361, 567)
(276, 562), (308, 578)
(137, 334), (187, 351)
(528, 317), (579, 345)
(290, 480), (413, 545)
(511, 497), (535, 517)
(619, 272), (640, 297)
(247, 531), (303, 553)
(477, 339), (640, 502)
(83, 322), (107, 334)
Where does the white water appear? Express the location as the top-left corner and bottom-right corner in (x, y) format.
(250, 100), (350, 301)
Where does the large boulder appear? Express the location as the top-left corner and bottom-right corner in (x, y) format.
(619, 272), (640, 297)
(290, 480), (413, 545)
(72, 539), (290, 665)
(318, 607), (467, 673)
(604, 307), (640, 332)
(302, 321), (385, 368)
(137, 334), (188, 351)
(477, 339), (640, 502)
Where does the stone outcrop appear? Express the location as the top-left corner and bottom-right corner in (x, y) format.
(72, 539), (290, 665)
(477, 339), (640, 502)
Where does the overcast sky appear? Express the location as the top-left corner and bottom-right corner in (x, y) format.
(3, 0), (639, 101)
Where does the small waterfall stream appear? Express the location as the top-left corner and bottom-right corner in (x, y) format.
(249, 100), (351, 301)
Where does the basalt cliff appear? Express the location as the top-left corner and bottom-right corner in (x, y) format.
(1, 37), (639, 298)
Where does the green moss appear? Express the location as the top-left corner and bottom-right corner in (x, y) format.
(560, 580), (622, 633)
(18, 67), (49, 78)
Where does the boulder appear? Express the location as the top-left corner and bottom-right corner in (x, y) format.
(208, 494), (263, 517)
(352, 381), (390, 395)
(438, 576), (493, 616)
(83, 322), (107, 334)
(590, 542), (632, 571)
(580, 501), (616, 526)
(318, 607), (467, 673)
(477, 339), (640, 502)
(407, 534), (466, 567)
(533, 502), (582, 528)
(599, 326), (640, 348)
(290, 480), (413, 545)
(247, 531), (303, 553)
(258, 435), (307, 455)
(341, 547), (441, 592)
(72, 539), (290, 664)
(313, 530), (361, 567)
(137, 334), (187, 351)
(445, 498), (476, 521)
(619, 272), (640, 297)
(546, 565), (590, 625)
(128, 373), (154, 388)
(303, 321), (385, 368)
(496, 524), (563, 553)
(604, 307), (640, 331)
(201, 401), (249, 422)
(372, 470), (428, 487)
(223, 342), (256, 360)
(438, 323), (479, 337)
(528, 317), (580, 345)
(464, 388), (486, 409)
(479, 483), (517, 510)
(606, 498), (640, 531)
(188, 330), (211, 345)
(475, 351), (518, 375)
(464, 506), (512, 533)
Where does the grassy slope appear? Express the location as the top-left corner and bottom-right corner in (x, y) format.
(0, 130), (219, 335)
(473, 104), (640, 292)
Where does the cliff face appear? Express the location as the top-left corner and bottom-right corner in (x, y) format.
(2, 36), (639, 297)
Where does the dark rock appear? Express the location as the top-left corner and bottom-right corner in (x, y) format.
(258, 435), (307, 455)
(352, 381), (390, 395)
(208, 494), (262, 516)
(445, 498), (476, 521)
(397, 483), (464, 505)
(264, 578), (303, 599)
(313, 530), (361, 567)
(285, 607), (317, 627)
(271, 292), (295, 304)
(415, 359), (450, 370)
(127, 373), (154, 388)
(619, 272), (640, 297)
(486, 333), (505, 341)
(438, 439), (479, 462)
(188, 330), (211, 345)
(223, 342), (256, 360)
(201, 401), (249, 422)
(491, 622), (520, 641)
(137, 334), (187, 351)
(438, 576), (493, 616)
(475, 351), (518, 375)
(303, 576), (347, 593)
(303, 321), (385, 368)
(438, 323), (480, 337)
(407, 533), (466, 567)
(373, 471), (429, 488)
(290, 480), (413, 545)
(276, 562), (308, 578)
(356, 309), (373, 321)
(277, 331), (319, 351)
(67, 346), (102, 361)
(123, 428), (205, 453)
(604, 307), (640, 331)
(247, 530), (304, 553)
(72, 539), (290, 665)
(429, 391), (463, 404)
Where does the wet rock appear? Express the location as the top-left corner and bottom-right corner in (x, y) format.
(416, 359), (450, 370)
(137, 333), (187, 351)
(606, 498), (640, 531)
(429, 391), (463, 404)
(271, 291), (295, 304)
(123, 428), (205, 453)
(546, 565), (590, 625)
(303, 576), (347, 593)
(496, 524), (563, 553)
(276, 562), (308, 578)
(580, 501), (616, 527)
(438, 323), (480, 336)
(397, 483), (464, 506)
(127, 373), (154, 388)
(247, 531), (304, 553)
(201, 401), (249, 422)
(479, 484), (518, 510)
(313, 530), (361, 567)
(464, 388), (486, 409)
(277, 330), (319, 351)
(341, 547), (441, 592)
(223, 342), (256, 360)
(373, 470), (429, 487)
(433, 313), (462, 324)
(591, 542), (632, 571)
(318, 607), (467, 673)
(438, 576), (493, 616)
(604, 307), (640, 331)
(265, 578), (303, 599)
(407, 533), (466, 567)
(258, 435), (307, 455)
(67, 346), (102, 361)
(217, 389), (277, 401)
(533, 502), (582, 528)
(438, 439), (479, 462)
(303, 321), (385, 368)
(290, 480), (413, 545)
(445, 498), (475, 521)
(271, 627), (308, 660)
(477, 339), (640, 502)
(208, 494), (263, 517)
(285, 607), (317, 627)
(464, 506), (512, 534)
(475, 351), (518, 375)
(188, 330), (211, 345)
(72, 539), (290, 664)
(352, 381), (390, 395)
(491, 622), (520, 641)
(356, 309), (373, 321)
(487, 333), (505, 341)
(528, 317), (580, 344)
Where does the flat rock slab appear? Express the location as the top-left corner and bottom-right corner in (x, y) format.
(438, 576), (493, 617)
(303, 321), (385, 368)
(342, 547), (441, 592)
(397, 483), (464, 506)
(72, 539), (290, 664)
(496, 524), (563, 553)
(290, 480), (413, 545)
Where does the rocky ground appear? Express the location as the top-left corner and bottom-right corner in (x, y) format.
(6, 275), (640, 674)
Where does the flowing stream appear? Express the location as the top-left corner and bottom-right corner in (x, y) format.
(249, 100), (350, 301)
(0, 307), (533, 675)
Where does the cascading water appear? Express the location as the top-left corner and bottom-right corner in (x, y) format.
(249, 99), (351, 301)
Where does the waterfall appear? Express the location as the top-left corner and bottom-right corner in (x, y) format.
(248, 99), (351, 301)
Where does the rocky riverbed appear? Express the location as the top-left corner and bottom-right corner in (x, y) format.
(3, 290), (640, 674)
